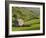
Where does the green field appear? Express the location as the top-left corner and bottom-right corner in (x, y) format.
(12, 7), (40, 31)
(12, 24), (40, 31)
(12, 19), (40, 31)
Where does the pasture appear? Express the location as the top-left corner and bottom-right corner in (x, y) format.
(12, 7), (40, 31)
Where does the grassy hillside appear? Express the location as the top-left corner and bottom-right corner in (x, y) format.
(12, 7), (40, 31)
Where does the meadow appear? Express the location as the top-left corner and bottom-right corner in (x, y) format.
(12, 7), (40, 31)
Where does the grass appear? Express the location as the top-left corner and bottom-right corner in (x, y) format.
(12, 7), (40, 31)
(12, 24), (40, 31)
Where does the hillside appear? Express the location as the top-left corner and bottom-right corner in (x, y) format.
(12, 7), (40, 31)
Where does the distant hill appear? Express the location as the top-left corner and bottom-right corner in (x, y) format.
(23, 7), (40, 16)
(12, 7), (40, 20)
